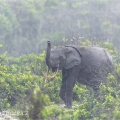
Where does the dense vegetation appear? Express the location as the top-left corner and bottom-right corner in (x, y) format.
(0, 0), (120, 120)
(0, 41), (120, 120)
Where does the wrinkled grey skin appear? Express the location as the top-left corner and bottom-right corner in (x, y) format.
(46, 41), (114, 109)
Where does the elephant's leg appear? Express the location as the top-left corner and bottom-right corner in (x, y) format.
(59, 69), (67, 103)
(93, 88), (100, 98)
(65, 77), (75, 108)
(65, 65), (80, 109)
(90, 79), (101, 98)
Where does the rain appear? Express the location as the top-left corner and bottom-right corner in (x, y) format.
(0, 0), (120, 119)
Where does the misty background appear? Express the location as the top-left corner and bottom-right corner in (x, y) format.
(0, 0), (120, 56)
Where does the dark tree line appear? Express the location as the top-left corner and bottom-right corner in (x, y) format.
(0, 0), (120, 56)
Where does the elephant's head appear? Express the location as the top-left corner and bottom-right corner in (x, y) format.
(46, 41), (81, 72)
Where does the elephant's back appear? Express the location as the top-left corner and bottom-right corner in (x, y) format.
(67, 45), (113, 77)
(79, 46), (108, 68)
(76, 46), (112, 84)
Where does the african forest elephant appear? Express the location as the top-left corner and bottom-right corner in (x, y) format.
(46, 41), (114, 108)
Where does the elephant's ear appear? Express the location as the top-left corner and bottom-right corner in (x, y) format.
(64, 47), (81, 69)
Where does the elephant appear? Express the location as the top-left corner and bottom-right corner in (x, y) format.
(46, 41), (114, 108)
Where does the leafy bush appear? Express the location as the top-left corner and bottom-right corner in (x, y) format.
(0, 41), (120, 120)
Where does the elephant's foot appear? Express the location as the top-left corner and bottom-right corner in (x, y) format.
(64, 105), (72, 109)
(93, 88), (100, 98)
(64, 101), (72, 109)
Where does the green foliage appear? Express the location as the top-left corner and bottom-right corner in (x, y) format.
(0, 0), (120, 119)
(0, 41), (120, 120)
(80, 40), (92, 46)
(0, 1), (18, 38)
(0, 0), (120, 56)
(28, 87), (51, 120)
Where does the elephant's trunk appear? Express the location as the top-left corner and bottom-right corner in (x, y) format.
(46, 41), (51, 68)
